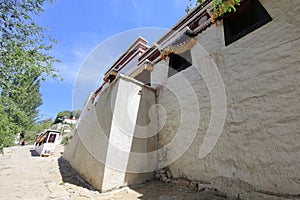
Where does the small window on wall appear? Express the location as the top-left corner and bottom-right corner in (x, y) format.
(168, 50), (192, 77)
(48, 134), (56, 143)
(223, 0), (272, 46)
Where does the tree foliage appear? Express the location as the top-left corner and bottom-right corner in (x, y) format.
(0, 101), (18, 151)
(0, 0), (59, 81)
(0, 0), (60, 150)
(54, 110), (81, 124)
(186, 0), (241, 14)
(54, 110), (72, 124)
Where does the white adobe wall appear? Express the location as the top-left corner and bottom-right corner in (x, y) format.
(63, 75), (157, 192)
(153, 0), (300, 197)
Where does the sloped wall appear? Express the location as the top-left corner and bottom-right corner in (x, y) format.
(154, 0), (300, 198)
(63, 75), (157, 192)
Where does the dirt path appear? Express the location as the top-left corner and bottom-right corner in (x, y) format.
(0, 145), (227, 200)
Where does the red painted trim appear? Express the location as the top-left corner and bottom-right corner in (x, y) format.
(104, 38), (149, 75)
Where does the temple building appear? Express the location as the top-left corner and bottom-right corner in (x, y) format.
(63, 0), (300, 198)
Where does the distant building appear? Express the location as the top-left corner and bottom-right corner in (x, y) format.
(63, 117), (77, 125)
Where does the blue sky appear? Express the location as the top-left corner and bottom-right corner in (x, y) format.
(37, 0), (189, 120)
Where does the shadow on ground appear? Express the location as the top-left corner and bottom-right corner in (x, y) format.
(130, 181), (228, 200)
(57, 157), (97, 191)
(29, 149), (40, 157)
(57, 157), (227, 199)
(55, 157), (228, 199)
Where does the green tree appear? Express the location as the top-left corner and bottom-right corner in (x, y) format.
(53, 110), (82, 124)
(1, 73), (43, 129)
(71, 110), (81, 119)
(54, 110), (72, 124)
(0, 0), (60, 150)
(0, 0), (59, 82)
(0, 101), (18, 151)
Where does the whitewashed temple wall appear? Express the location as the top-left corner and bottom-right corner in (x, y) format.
(63, 75), (157, 192)
(153, 0), (300, 197)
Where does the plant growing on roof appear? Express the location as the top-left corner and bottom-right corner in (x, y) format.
(186, 0), (205, 13)
(185, 0), (241, 24)
(211, 0), (241, 25)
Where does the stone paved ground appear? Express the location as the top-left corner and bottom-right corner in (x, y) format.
(0, 145), (227, 200)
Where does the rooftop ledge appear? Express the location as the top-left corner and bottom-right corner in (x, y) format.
(138, 0), (242, 65)
(94, 0), (243, 99)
